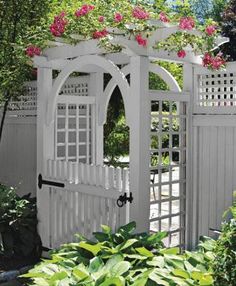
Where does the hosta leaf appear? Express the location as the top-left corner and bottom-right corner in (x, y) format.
(93, 232), (109, 242)
(79, 242), (102, 256)
(101, 225), (112, 234)
(172, 268), (190, 279)
(118, 239), (138, 251)
(135, 247), (154, 258)
(73, 268), (89, 281)
(160, 247), (179, 255)
(50, 271), (68, 282)
(147, 256), (165, 267)
(31, 278), (50, 286)
(199, 275), (214, 286)
(105, 254), (124, 270)
(89, 257), (104, 273)
(147, 232), (167, 244)
(110, 261), (131, 276)
(118, 221), (136, 234)
(148, 272), (169, 286)
(99, 276), (125, 286)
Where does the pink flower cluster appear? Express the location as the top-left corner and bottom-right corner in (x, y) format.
(179, 16), (195, 30)
(159, 12), (169, 23)
(135, 34), (147, 47)
(50, 12), (68, 37)
(93, 29), (108, 39)
(132, 6), (149, 20)
(203, 53), (225, 70)
(75, 4), (95, 17)
(114, 12), (123, 23)
(205, 25), (217, 36)
(26, 45), (41, 57)
(177, 50), (186, 58)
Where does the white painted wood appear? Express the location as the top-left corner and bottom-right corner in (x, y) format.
(129, 56), (150, 232)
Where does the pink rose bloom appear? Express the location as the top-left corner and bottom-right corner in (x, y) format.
(50, 12), (68, 37)
(202, 53), (213, 67)
(159, 12), (169, 23)
(75, 4), (95, 17)
(132, 7), (149, 20)
(205, 25), (217, 36)
(98, 15), (105, 22)
(179, 17), (195, 30)
(93, 29), (108, 39)
(177, 50), (186, 58)
(114, 12), (123, 23)
(211, 54), (225, 70)
(26, 45), (41, 57)
(135, 34), (147, 47)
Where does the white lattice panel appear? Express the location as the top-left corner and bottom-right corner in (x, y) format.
(149, 93), (188, 248)
(56, 102), (94, 164)
(60, 76), (89, 96)
(195, 68), (236, 114)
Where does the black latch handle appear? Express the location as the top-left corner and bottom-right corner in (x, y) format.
(117, 192), (133, 208)
(38, 174), (65, 189)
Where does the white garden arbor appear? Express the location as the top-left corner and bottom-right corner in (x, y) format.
(34, 25), (233, 250)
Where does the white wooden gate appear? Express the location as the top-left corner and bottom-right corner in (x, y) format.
(37, 75), (130, 249)
(149, 90), (190, 248)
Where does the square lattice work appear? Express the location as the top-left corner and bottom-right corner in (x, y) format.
(197, 72), (236, 109)
(149, 99), (187, 248)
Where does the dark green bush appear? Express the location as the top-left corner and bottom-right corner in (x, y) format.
(212, 197), (236, 286)
(0, 184), (42, 258)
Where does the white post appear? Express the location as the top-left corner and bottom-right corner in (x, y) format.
(183, 63), (195, 249)
(129, 56), (150, 233)
(37, 67), (54, 248)
(90, 73), (104, 165)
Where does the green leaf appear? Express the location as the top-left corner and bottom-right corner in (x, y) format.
(50, 271), (68, 282)
(172, 269), (190, 279)
(160, 247), (179, 255)
(147, 256), (165, 267)
(149, 272), (169, 286)
(99, 277), (125, 286)
(118, 239), (138, 251)
(89, 257), (104, 273)
(105, 254), (124, 270)
(117, 221), (136, 234)
(110, 261), (131, 277)
(73, 268), (89, 281)
(135, 247), (154, 258)
(101, 225), (112, 234)
(79, 242), (101, 256)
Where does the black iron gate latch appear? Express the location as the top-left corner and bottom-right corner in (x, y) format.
(117, 192), (133, 208)
(38, 174), (65, 189)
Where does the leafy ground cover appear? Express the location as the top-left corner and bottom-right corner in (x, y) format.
(22, 222), (215, 286)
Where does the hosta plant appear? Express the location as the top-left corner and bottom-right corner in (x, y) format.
(22, 222), (216, 286)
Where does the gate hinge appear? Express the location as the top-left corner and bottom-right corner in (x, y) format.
(38, 174), (65, 189)
(117, 192), (133, 208)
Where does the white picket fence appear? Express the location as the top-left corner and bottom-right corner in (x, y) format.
(39, 159), (129, 248)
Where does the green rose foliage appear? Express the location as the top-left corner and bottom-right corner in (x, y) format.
(22, 222), (216, 286)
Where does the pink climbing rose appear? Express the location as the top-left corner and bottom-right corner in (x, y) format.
(93, 29), (108, 39)
(132, 6), (149, 20)
(98, 16), (105, 22)
(135, 34), (147, 47)
(26, 45), (41, 57)
(205, 25), (217, 36)
(75, 4), (95, 17)
(114, 12), (123, 23)
(202, 52), (225, 70)
(179, 16), (195, 30)
(159, 12), (169, 23)
(50, 12), (68, 37)
(177, 50), (186, 58)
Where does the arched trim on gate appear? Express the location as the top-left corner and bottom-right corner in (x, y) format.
(99, 62), (181, 125)
(46, 55), (130, 126)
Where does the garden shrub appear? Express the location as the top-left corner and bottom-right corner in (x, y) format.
(212, 198), (236, 286)
(0, 184), (42, 259)
(23, 222), (215, 286)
